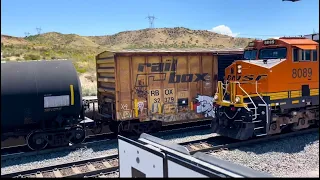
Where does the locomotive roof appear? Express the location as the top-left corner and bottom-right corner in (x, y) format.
(277, 38), (318, 45)
(97, 48), (244, 56)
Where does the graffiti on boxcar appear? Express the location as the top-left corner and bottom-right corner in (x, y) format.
(195, 95), (215, 118)
(117, 110), (133, 119)
(137, 101), (144, 113)
(118, 103), (133, 119)
(135, 79), (148, 99)
(203, 74), (212, 89)
(121, 103), (129, 110)
(135, 58), (209, 86)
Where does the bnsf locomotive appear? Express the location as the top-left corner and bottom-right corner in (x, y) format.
(211, 37), (319, 140)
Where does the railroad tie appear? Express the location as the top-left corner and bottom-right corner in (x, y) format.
(53, 169), (63, 178)
(98, 174), (107, 178)
(200, 143), (212, 149)
(71, 166), (81, 174)
(189, 144), (200, 150)
(102, 160), (112, 168)
(87, 163), (96, 171)
(35, 171), (43, 178)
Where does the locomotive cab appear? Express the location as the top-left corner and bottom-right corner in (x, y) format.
(243, 40), (263, 60)
(212, 37), (319, 140)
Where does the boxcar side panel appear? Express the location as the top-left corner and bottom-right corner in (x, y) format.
(202, 56), (214, 96)
(114, 54), (221, 122)
(189, 56), (201, 102)
(146, 56), (162, 115)
(97, 51), (241, 122)
(96, 52), (116, 119)
(116, 56), (133, 120)
(131, 56), (148, 119)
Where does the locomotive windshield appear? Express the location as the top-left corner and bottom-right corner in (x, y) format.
(258, 47), (287, 59)
(244, 50), (257, 60)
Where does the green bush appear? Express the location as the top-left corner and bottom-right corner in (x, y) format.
(13, 53), (22, 57)
(76, 68), (87, 74)
(23, 54), (41, 60)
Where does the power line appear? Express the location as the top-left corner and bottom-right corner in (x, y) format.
(146, 15), (156, 28)
(36, 27), (42, 35)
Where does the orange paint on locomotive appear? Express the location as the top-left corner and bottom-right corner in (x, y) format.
(224, 38), (318, 97)
(212, 37), (319, 140)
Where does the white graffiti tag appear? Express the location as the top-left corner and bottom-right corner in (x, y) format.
(195, 95), (215, 118)
(137, 102), (144, 112)
(121, 104), (128, 110)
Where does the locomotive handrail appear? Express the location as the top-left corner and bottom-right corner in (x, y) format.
(222, 80), (229, 100)
(235, 81), (258, 120)
(255, 81), (269, 132)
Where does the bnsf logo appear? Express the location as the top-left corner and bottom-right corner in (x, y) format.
(137, 59), (208, 84)
(226, 74), (267, 81)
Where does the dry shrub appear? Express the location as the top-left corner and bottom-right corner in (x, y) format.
(79, 72), (97, 96)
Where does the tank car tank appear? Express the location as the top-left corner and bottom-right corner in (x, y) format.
(1, 60), (86, 150)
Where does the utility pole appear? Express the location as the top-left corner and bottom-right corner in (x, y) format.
(146, 15), (156, 29)
(36, 27), (42, 35)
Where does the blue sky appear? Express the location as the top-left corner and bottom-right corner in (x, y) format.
(1, 0), (319, 39)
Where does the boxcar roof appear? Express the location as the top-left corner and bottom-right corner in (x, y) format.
(97, 48), (244, 57)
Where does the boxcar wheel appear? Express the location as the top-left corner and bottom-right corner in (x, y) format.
(26, 131), (48, 151)
(69, 126), (86, 144)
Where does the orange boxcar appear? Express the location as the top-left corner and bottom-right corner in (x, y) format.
(95, 48), (243, 133)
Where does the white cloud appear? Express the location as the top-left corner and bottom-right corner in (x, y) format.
(209, 25), (239, 37)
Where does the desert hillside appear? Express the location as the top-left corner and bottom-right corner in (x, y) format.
(1, 27), (253, 95)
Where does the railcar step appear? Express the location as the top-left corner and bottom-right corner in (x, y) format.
(253, 120), (262, 123)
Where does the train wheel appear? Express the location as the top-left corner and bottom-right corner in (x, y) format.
(26, 131), (48, 151)
(268, 122), (281, 135)
(69, 126), (86, 144)
(291, 118), (309, 131)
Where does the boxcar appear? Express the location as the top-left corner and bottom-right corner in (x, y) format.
(95, 48), (243, 133)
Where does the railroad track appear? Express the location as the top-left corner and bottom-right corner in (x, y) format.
(1, 132), (117, 162)
(1, 120), (211, 161)
(2, 127), (318, 178)
(1, 155), (119, 178)
(183, 127), (319, 154)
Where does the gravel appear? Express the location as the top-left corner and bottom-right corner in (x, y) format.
(2, 128), (318, 178)
(98, 171), (119, 178)
(208, 132), (319, 177)
(1, 128), (214, 175)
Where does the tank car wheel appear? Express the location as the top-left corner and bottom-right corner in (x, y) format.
(26, 131), (48, 151)
(69, 126), (86, 144)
